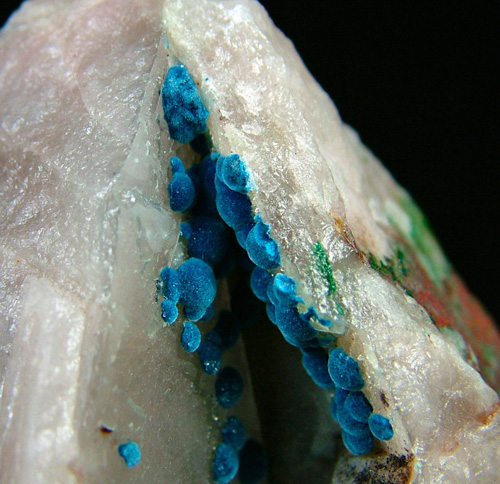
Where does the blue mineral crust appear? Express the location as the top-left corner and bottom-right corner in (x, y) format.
(369, 414), (394, 440)
(213, 443), (239, 484)
(215, 366), (244, 408)
(328, 347), (365, 391)
(181, 322), (202, 353)
(222, 416), (246, 452)
(162, 65), (209, 144)
(118, 441), (141, 468)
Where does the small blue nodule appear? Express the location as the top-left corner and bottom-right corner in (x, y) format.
(215, 177), (255, 232)
(337, 403), (371, 437)
(170, 156), (185, 174)
(118, 441), (141, 468)
(250, 267), (273, 303)
(245, 217), (281, 270)
(342, 430), (374, 456)
(266, 303), (277, 325)
(181, 322), (201, 353)
(197, 339), (222, 375)
(301, 347), (334, 390)
(160, 267), (181, 302)
(213, 310), (241, 350)
(222, 416), (246, 452)
(213, 443), (239, 484)
(177, 258), (217, 321)
(216, 153), (252, 194)
(328, 348), (365, 391)
(345, 391), (373, 423)
(215, 366), (244, 409)
(275, 306), (317, 347)
(161, 299), (178, 325)
(168, 172), (196, 212)
(162, 65), (209, 144)
(272, 273), (302, 307)
(238, 439), (268, 484)
(368, 414), (394, 441)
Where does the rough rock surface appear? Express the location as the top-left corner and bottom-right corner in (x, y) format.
(0, 0), (499, 483)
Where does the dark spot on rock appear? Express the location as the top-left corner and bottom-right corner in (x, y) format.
(100, 426), (113, 434)
(380, 391), (389, 408)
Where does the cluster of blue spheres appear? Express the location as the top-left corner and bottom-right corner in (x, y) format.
(158, 63), (394, 481)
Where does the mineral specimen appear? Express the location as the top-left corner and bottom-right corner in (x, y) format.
(0, 0), (499, 483)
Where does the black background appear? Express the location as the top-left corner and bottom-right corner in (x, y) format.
(2, 2), (499, 322)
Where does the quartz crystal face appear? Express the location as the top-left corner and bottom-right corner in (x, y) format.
(0, 1), (499, 483)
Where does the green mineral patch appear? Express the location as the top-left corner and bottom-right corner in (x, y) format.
(369, 247), (410, 289)
(313, 242), (337, 295)
(335, 302), (345, 316)
(385, 194), (450, 286)
(399, 196), (450, 285)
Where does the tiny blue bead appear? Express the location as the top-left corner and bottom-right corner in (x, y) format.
(118, 442), (141, 468)
(272, 274), (302, 307)
(213, 443), (239, 484)
(266, 280), (280, 307)
(235, 225), (253, 249)
(215, 366), (244, 408)
(162, 65), (209, 144)
(168, 172), (196, 212)
(222, 416), (246, 451)
(245, 217), (281, 270)
(213, 310), (241, 350)
(177, 258), (217, 321)
(180, 221), (192, 239)
(181, 322), (201, 353)
(342, 430), (374, 456)
(337, 402), (371, 437)
(197, 340), (222, 375)
(170, 156), (185, 174)
(301, 348), (334, 390)
(275, 306), (317, 347)
(345, 391), (373, 423)
(266, 304), (277, 324)
(217, 153), (252, 194)
(160, 267), (181, 302)
(215, 177), (255, 231)
(250, 267), (273, 303)
(328, 348), (365, 391)
(368, 414), (394, 441)
(161, 299), (178, 325)
(238, 439), (268, 484)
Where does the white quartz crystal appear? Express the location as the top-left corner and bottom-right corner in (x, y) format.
(0, 0), (498, 483)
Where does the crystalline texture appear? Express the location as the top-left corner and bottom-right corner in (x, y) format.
(0, 1), (499, 483)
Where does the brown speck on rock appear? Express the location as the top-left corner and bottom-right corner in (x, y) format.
(380, 391), (389, 408)
(100, 425), (113, 434)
